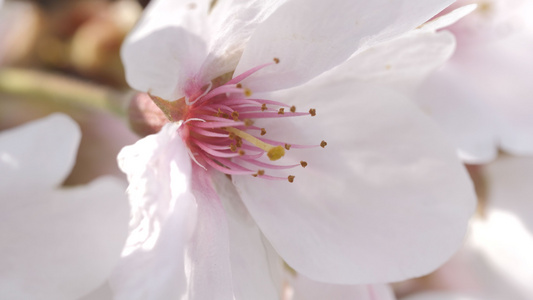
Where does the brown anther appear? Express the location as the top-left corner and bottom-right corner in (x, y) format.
(309, 108), (316, 116)
(236, 137), (243, 147)
(216, 108), (223, 117)
(288, 175), (295, 183)
(257, 170), (265, 176)
(273, 57), (280, 64)
(290, 106), (296, 113)
(244, 119), (254, 126)
(320, 140), (327, 148)
(222, 113), (229, 118)
(230, 144), (237, 152)
(228, 132), (236, 140)
(236, 83), (242, 88)
(261, 104), (267, 111)
(252, 174), (258, 177)
(284, 144), (291, 150)
(238, 149), (246, 156)
(244, 88), (252, 97)
(278, 108), (285, 114)
(231, 111), (240, 121)
(300, 161), (308, 168)
(260, 128), (267, 136)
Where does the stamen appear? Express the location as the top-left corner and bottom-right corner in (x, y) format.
(278, 108), (285, 114)
(300, 161), (308, 168)
(261, 104), (267, 111)
(284, 144), (291, 150)
(224, 127), (286, 161)
(309, 108), (316, 116)
(320, 140), (327, 148)
(260, 128), (267, 136)
(288, 175), (295, 183)
(290, 106), (296, 113)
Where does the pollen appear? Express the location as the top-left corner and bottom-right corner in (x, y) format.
(231, 111), (240, 121)
(238, 149), (246, 156)
(267, 146), (285, 161)
(244, 88), (252, 97)
(244, 119), (254, 126)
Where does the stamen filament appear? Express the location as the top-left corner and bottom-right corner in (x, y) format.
(224, 127), (285, 161)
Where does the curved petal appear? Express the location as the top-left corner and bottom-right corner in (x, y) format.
(121, 0), (211, 100)
(0, 113), (80, 195)
(0, 177), (130, 300)
(111, 124), (234, 300)
(211, 171), (283, 300)
(233, 80), (475, 284)
(202, 0), (288, 80)
(322, 30), (455, 95)
(292, 276), (396, 300)
(235, 0), (454, 92)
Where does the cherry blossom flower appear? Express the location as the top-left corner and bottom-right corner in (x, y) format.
(0, 114), (130, 300)
(414, 0), (533, 163)
(112, 0), (476, 298)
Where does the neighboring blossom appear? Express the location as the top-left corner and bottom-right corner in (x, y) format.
(414, 0), (533, 163)
(0, 114), (130, 300)
(113, 0), (476, 299)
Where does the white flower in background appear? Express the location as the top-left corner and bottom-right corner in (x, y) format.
(414, 0), (533, 163)
(0, 114), (130, 300)
(400, 156), (533, 300)
(113, 0), (476, 299)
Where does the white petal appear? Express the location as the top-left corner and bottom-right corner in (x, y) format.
(78, 283), (114, 300)
(322, 30), (455, 95)
(0, 177), (130, 300)
(233, 80), (475, 284)
(414, 63), (499, 164)
(111, 124), (234, 300)
(235, 0), (454, 92)
(121, 0), (211, 100)
(203, 0), (288, 79)
(0, 113), (80, 196)
(292, 276), (396, 300)
(211, 171), (283, 300)
(420, 4), (478, 32)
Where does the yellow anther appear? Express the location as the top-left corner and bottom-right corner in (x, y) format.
(231, 111), (239, 121)
(290, 106), (296, 113)
(230, 144), (237, 152)
(244, 88), (252, 97)
(257, 170), (265, 176)
(320, 140), (327, 148)
(238, 149), (246, 156)
(267, 146), (285, 161)
(224, 127), (286, 161)
(228, 132), (236, 140)
(288, 175), (295, 183)
(300, 161), (308, 168)
(278, 108), (285, 114)
(309, 108), (316, 116)
(244, 119), (254, 126)
(236, 83), (242, 88)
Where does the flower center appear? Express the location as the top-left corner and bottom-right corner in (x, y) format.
(153, 59), (325, 183)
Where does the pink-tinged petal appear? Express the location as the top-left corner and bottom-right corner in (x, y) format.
(211, 172), (283, 300)
(324, 30), (455, 95)
(420, 4), (478, 32)
(121, 0), (211, 100)
(111, 124), (234, 300)
(235, 0), (454, 92)
(0, 177), (130, 300)
(233, 80), (475, 284)
(202, 0), (288, 79)
(402, 292), (480, 300)
(292, 275), (396, 300)
(0, 113), (80, 194)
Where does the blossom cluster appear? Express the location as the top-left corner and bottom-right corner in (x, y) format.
(0, 0), (532, 299)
